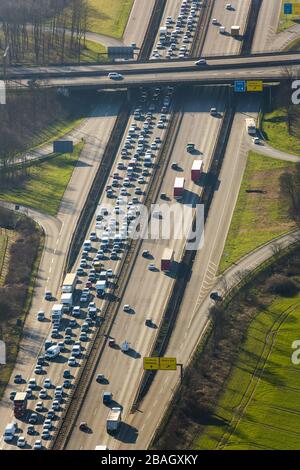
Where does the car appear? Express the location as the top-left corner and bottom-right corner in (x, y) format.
(195, 57), (207, 65)
(79, 422), (88, 431)
(123, 304), (132, 313)
(157, 121), (165, 129)
(65, 335), (72, 345)
(29, 413), (38, 424)
(43, 378), (52, 389)
(28, 378), (37, 389)
(210, 107), (217, 116)
(27, 425), (35, 435)
(145, 318), (153, 327)
(47, 410), (56, 420)
(68, 356), (77, 366)
(26, 388), (33, 399)
(14, 374), (23, 384)
(37, 310), (45, 321)
(44, 291), (52, 300)
(253, 137), (260, 144)
(51, 329), (59, 339)
(80, 294), (89, 304)
(108, 338), (116, 348)
(76, 267), (85, 276)
(108, 72), (123, 80)
(33, 439), (43, 450)
(41, 430), (50, 440)
(35, 401), (44, 412)
(9, 390), (17, 400)
(212, 18), (218, 25)
(17, 436), (26, 448)
(210, 291), (222, 301)
(63, 379), (71, 389)
(103, 391), (113, 405)
(39, 389), (48, 399)
(226, 3), (232, 9)
(148, 264), (156, 271)
(106, 269), (114, 278)
(52, 400), (60, 411)
(37, 356), (45, 366)
(60, 370), (70, 383)
(142, 250), (150, 258)
(96, 374), (105, 383)
(90, 231), (97, 241)
(79, 333), (88, 342)
(43, 419), (52, 430)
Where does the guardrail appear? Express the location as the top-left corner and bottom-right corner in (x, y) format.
(138, 0), (167, 62)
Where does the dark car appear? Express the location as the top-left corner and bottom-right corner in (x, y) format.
(103, 392), (112, 405)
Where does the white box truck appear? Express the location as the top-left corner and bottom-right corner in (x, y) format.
(51, 304), (63, 323)
(61, 293), (73, 312)
(106, 407), (122, 434)
(62, 273), (77, 293)
(3, 422), (17, 442)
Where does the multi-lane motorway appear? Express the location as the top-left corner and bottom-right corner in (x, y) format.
(1, 0), (299, 452)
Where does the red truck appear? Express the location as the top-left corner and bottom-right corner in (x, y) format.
(191, 160), (204, 182)
(174, 177), (185, 199)
(161, 248), (174, 272)
(13, 392), (27, 418)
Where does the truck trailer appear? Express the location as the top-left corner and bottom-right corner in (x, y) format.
(231, 25), (240, 37)
(191, 160), (204, 182)
(174, 177), (185, 200)
(106, 407), (122, 434)
(13, 392), (27, 418)
(161, 248), (174, 272)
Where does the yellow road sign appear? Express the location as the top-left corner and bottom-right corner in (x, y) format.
(159, 357), (177, 371)
(294, 4), (300, 14)
(247, 80), (263, 92)
(143, 357), (159, 370)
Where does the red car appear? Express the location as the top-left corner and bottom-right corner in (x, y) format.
(108, 339), (116, 348)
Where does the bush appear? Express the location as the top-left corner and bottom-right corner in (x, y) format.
(266, 274), (299, 297)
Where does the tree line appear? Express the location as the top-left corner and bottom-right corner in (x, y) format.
(0, 0), (90, 65)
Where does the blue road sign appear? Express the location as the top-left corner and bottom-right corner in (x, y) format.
(234, 80), (246, 93)
(284, 3), (293, 15)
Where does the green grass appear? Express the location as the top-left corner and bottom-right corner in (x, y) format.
(262, 108), (300, 156)
(0, 223), (44, 401)
(0, 143), (83, 216)
(87, 0), (134, 38)
(219, 152), (296, 273)
(278, 0), (300, 32)
(0, 232), (8, 280)
(196, 291), (300, 450)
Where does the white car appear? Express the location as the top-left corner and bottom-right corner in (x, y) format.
(123, 304), (132, 313)
(195, 58), (206, 66)
(33, 439), (42, 450)
(17, 436), (26, 448)
(108, 72), (123, 80)
(212, 18), (218, 25)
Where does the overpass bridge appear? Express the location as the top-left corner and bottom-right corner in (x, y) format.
(6, 51), (300, 90)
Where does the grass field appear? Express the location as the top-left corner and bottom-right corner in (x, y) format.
(0, 231), (8, 282)
(87, 0), (134, 38)
(219, 152), (296, 273)
(278, 0), (300, 32)
(196, 290), (300, 450)
(0, 144), (83, 216)
(262, 108), (300, 156)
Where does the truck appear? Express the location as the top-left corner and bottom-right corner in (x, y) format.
(245, 118), (256, 135)
(96, 280), (106, 297)
(159, 26), (167, 38)
(161, 248), (174, 272)
(231, 25), (240, 37)
(62, 273), (77, 293)
(191, 160), (204, 182)
(95, 445), (109, 450)
(174, 177), (185, 200)
(3, 422), (17, 442)
(106, 407), (122, 434)
(51, 304), (63, 323)
(61, 293), (73, 312)
(45, 344), (60, 360)
(13, 392), (27, 419)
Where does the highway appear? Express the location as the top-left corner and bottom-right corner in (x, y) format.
(115, 95), (262, 450)
(202, 0), (251, 56)
(123, 0), (157, 51)
(66, 85), (227, 450)
(0, 94), (121, 449)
